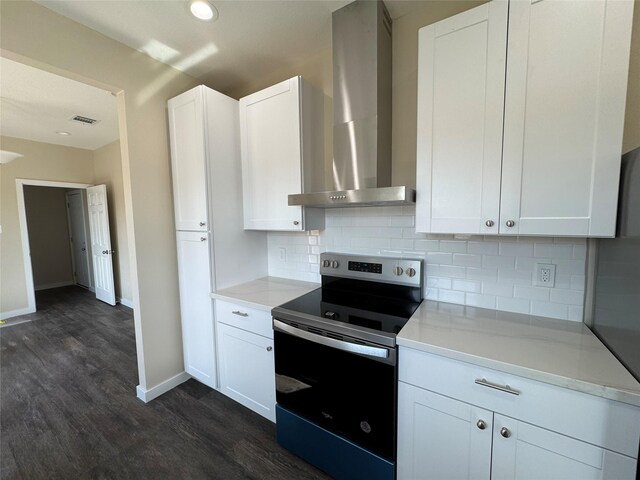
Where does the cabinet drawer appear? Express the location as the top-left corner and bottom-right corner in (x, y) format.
(399, 347), (640, 458)
(215, 299), (273, 339)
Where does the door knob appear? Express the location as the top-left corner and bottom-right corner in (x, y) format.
(476, 420), (487, 430)
(505, 220), (515, 228)
(500, 427), (511, 438)
(102, 250), (108, 254)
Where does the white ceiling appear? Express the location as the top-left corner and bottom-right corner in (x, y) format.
(35, 0), (427, 93)
(0, 57), (119, 150)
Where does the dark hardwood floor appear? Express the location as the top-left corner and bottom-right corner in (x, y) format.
(1, 286), (329, 480)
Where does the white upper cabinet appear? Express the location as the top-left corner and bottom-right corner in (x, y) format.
(416, 0), (634, 237)
(168, 87), (209, 232)
(240, 76), (324, 231)
(416, 1), (508, 235)
(500, 0), (634, 236)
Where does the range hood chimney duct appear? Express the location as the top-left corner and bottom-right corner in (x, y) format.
(288, 0), (415, 208)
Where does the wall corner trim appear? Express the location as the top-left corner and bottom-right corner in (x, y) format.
(116, 297), (134, 309)
(136, 371), (191, 403)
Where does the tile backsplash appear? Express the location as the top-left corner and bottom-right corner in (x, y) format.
(268, 206), (587, 321)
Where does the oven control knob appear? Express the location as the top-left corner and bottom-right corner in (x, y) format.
(406, 267), (416, 277)
(322, 259), (330, 268)
(331, 260), (339, 269)
(393, 266), (403, 276)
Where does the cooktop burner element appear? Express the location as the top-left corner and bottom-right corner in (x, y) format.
(273, 253), (424, 348)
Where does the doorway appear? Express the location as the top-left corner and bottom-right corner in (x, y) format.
(66, 189), (93, 289)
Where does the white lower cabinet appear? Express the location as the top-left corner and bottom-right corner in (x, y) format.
(397, 348), (639, 480)
(215, 301), (276, 422)
(176, 231), (216, 388)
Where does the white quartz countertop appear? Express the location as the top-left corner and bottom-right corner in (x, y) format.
(398, 300), (640, 407)
(211, 276), (320, 312)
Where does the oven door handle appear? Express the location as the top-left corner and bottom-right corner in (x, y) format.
(273, 319), (389, 359)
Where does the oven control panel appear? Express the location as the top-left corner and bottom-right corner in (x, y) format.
(320, 253), (423, 287)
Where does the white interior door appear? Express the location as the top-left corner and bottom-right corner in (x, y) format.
(66, 190), (92, 289)
(87, 184), (116, 305)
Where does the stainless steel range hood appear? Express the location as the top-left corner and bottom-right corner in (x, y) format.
(288, 0), (415, 208)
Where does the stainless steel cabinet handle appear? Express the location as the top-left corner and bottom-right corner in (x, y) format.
(273, 319), (388, 359)
(199, 222), (206, 226)
(232, 310), (248, 317)
(200, 237), (207, 242)
(506, 220), (515, 228)
(266, 346), (273, 352)
(500, 427), (511, 438)
(485, 220), (495, 227)
(293, 220), (300, 226)
(475, 378), (520, 396)
(477, 420), (487, 430)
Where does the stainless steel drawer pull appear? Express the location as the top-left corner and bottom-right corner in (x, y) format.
(232, 310), (249, 317)
(475, 378), (520, 396)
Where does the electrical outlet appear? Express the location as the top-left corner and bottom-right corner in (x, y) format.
(534, 263), (556, 287)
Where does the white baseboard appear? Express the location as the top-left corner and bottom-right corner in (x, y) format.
(136, 371), (191, 403)
(117, 297), (134, 309)
(0, 306), (36, 321)
(35, 281), (74, 291)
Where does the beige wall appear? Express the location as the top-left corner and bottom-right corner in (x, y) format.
(23, 186), (74, 289)
(0, 136), (94, 314)
(1, 1), (199, 390)
(93, 140), (131, 303)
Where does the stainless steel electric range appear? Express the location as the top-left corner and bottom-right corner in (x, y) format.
(272, 253), (424, 480)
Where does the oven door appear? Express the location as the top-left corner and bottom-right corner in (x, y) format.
(273, 318), (397, 461)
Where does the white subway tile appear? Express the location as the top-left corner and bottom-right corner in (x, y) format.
(427, 277), (452, 289)
(534, 244), (574, 259)
(554, 274), (573, 289)
(453, 254), (482, 268)
(468, 242), (499, 255)
(465, 293), (497, 309)
(424, 288), (439, 301)
(481, 282), (514, 297)
(483, 255), (516, 269)
(440, 241), (467, 253)
(498, 269), (532, 285)
(531, 301), (568, 320)
(549, 289), (584, 305)
(499, 242), (534, 257)
(438, 289), (465, 304)
(514, 285), (550, 301)
(390, 238), (414, 250)
(571, 275), (586, 291)
(555, 259), (587, 276)
(426, 252), (453, 265)
(573, 244), (587, 259)
(390, 216), (415, 227)
(354, 216), (391, 227)
(436, 265), (467, 278)
(350, 237), (391, 249)
(516, 256), (551, 272)
(496, 297), (531, 315)
(568, 306), (584, 322)
(466, 267), (498, 282)
(414, 239), (440, 251)
(402, 205), (417, 216)
(452, 279), (481, 293)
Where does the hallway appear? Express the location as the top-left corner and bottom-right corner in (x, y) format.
(0, 287), (327, 479)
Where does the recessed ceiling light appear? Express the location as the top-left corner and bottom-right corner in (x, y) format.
(189, 0), (218, 22)
(56, 131), (71, 136)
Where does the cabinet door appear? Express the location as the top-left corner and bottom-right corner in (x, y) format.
(500, 0), (634, 236)
(397, 382), (492, 480)
(416, 1), (508, 234)
(168, 86), (209, 232)
(176, 231), (217, 388)
(240, 78), (304, 231)
(492, 414), (638, 480)
(217, 322), (276, 422)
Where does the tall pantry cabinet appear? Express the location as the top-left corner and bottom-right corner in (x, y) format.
(168, 85), (267, 389)
(416, 0), (635, 237)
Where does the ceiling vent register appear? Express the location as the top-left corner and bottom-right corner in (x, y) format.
(70, 115), (99, 125)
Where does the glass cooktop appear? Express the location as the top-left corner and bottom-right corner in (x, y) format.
(276, 277), (422, 336)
